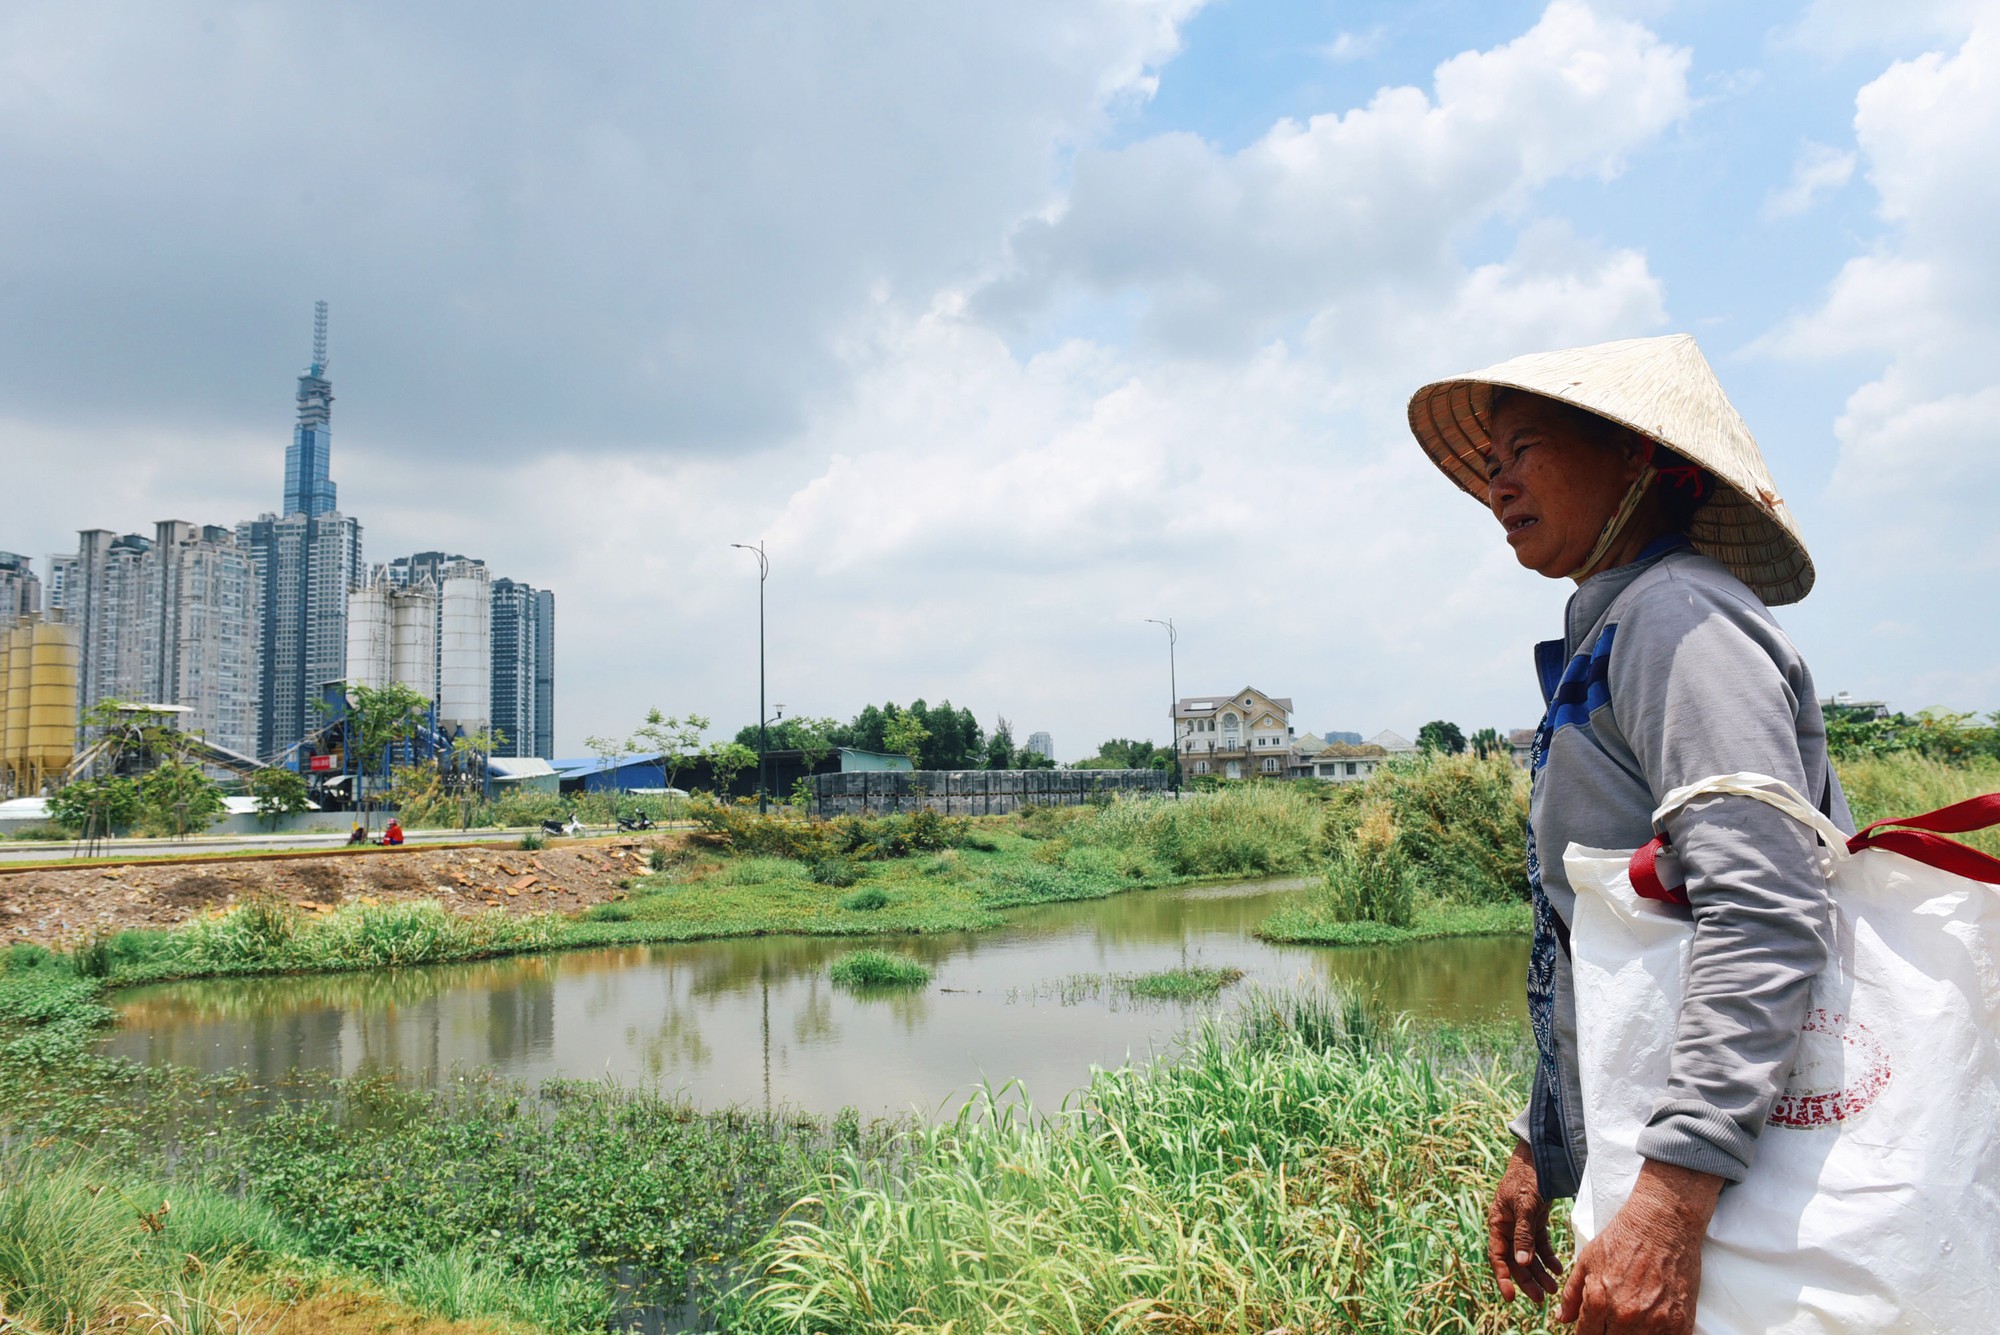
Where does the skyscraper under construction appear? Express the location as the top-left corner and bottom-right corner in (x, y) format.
(241, 303), (363, 761)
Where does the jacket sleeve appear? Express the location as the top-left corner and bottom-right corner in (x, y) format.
(1606, 571), (1834, 1182)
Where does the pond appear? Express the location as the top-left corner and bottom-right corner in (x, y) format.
(107, 879), (1528, 1118)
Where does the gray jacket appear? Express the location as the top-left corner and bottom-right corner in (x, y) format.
(1513, 540), (1852, 1196)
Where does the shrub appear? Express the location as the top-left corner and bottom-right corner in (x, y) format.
(809, 857), (863, 888)
(518, 831), (545, 851)
(1320, 754), (1527, 909)
(648, 845), (672, 873)
(839, 887), (890, 912)
(828, 950), (931, 989)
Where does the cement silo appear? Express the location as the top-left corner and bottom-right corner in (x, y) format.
(2, 626), (31, 794)
(0, 631), (13, 794)
(390, 587), (437, 697)
(345, 585), (394, 692)
(21, 622), (78, 793)
(437, 573), (490, 736)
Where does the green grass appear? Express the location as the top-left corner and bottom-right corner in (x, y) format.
(718, 988), (1548, 1335)
(1838, 753), (2000, 856)
(828, 949), (932, 989)
(1120, 964), (1245, 1001)
(1259, 899), (1532, 946)
(78, 897), (565, 985)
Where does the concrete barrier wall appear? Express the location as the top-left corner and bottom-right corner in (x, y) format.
(807, 768), (1167, 817)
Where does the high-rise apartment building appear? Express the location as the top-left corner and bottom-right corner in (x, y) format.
(1026, 731), (1054, 761)
(490, 578), (554, 759)
(238, 303), (364, 761)
(142, 522), (259, 758)
(72, 529), (155, 711)
(0, 553), (40, 631)
(241, 511), (362, 760)
(43, 554), (76, 619)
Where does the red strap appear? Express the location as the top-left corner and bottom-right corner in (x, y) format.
(1629, 836), (1688, 906)
(1852, 791), (2000, 840)
(1846, 791), (2000, 884)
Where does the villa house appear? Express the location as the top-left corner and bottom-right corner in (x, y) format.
(1175, 687), (1295, 780)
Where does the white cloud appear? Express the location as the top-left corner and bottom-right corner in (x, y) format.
(986, 0), (1690, 354)
(1767, 16), (2000, 710)
(1317, 28), (1385, 63)
(1762, 140), (1856, 218)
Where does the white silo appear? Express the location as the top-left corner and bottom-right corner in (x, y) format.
(345, 585), (394, 691)
(437, 572), (491, 735)
(390, 586), (437, 698)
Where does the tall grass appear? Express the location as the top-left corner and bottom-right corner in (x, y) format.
(722, 988), (1544, 1334)
(98, 898), (564, 982)
(1837, 753), (2000, 856)
(1063, 784), (1323, 878)
(0, 1147), (301, 1333)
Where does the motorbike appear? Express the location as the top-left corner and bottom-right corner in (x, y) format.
(539, 815), (587, 837)
(616, 812), (657, 832)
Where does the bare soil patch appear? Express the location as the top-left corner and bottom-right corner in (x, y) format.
(0, 836), (668, 949)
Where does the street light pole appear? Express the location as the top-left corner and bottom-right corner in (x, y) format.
(731, 541), (770, 813)
(1145, 617), (1179, 792)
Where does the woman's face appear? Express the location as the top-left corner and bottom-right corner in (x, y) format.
(1484, 395), (1650, 579)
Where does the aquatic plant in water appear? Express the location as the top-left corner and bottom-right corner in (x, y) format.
(827, 950), (930, 989)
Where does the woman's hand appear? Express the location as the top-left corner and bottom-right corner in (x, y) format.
(1558, 1160), (1723, 1334)
(1487, 1140), (1562, 1303)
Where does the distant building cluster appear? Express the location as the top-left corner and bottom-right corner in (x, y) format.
(1174, 686), (1416, 783)
(1025, 730), (1054, 761)
(0, 303), (556, 795)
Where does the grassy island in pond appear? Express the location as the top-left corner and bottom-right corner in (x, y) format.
(829, 948), (932, 989)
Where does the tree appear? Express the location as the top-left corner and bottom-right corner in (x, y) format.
(629, 710), (710, 791)
(137, 759), (229, 839)
(250, 767), (312, 829)
(1469, 727), (1505, 761)
(47, 775), (142, 854)
(986, 717), (1016, 770)
(583, 733), (631, 789)
(1075, 738), (1169, 770)
(731, 715), (841, 768)
(448, 727), (508, 829)
(1417, 720), (1467, 756)
(345, 681), (432, 828)
(882, 710), (930, 768)
(705, 741), (758, 795)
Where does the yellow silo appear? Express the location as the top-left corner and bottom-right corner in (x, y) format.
(3, 625), (31, 794)
(0, 630), (13, 795)
(24, 622), (78, 794)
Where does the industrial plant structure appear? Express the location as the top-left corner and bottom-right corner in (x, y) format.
(0, 619), (79, 797)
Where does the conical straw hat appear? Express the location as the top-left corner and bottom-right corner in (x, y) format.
(1407, 333), (1813, 605)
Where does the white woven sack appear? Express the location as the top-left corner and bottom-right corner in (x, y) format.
(1563, 773), (2000, 1334)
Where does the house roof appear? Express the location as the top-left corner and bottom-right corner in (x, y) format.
(1318, 742), (1390, 759)
(487, 757), (557, 780)
(1366, 729), (1416, 753)
(1176, 688), (1295, 718)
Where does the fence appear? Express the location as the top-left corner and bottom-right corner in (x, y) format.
(806, 768), (1168, 817)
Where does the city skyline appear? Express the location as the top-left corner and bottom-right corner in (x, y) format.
(0, 3), (1992, 761)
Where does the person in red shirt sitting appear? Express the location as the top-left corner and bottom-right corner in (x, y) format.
(379, 819), (404, 846)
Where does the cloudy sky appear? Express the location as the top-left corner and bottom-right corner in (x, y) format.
(2, 0), (1994, 759)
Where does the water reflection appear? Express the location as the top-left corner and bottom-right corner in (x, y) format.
(107, 881), (1528, 1117)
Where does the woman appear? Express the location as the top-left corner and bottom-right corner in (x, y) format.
(1405, 335), (1850, 1333)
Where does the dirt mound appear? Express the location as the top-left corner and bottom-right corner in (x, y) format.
(366, 863), (428, 895)
(158, 874), (238, 908)
(282, 862), (347, 901)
